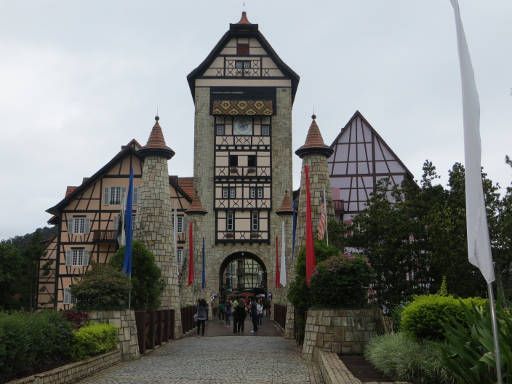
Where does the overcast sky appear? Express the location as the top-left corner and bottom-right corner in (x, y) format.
(0, 0), (511, 239)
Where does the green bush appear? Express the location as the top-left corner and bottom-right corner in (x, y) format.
(0, 311), (73, 382)
(310, 254), (374, 308)
(287, 241), (339, 311)
(71, 264), (131, 310)
(110, 241), (165, 310)
(400, 294), (487, 340)
(440, 304), (512, 384)
(365, 332), (452, 384)
(72, 323), (118, 360)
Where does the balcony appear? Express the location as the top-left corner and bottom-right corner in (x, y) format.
(216, 166), (270, 178)
(92, 230), (118, 243)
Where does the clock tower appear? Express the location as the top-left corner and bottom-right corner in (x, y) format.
(187, 12), (299, 302)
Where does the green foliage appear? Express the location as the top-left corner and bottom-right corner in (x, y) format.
(440, 304), (512, 384)
(72, 323), (118, 360)
(0, 227), (54, 310)
(400, 295), (487, 340)
(287, 241), (339, 311)
(110, 241), (165, 310)
(0, 311), (73, 381)
(310, 254), (374, 308)
(437, 276), (448, 296)
(365, 332), (452, 384)
(71, 264), (131, 310)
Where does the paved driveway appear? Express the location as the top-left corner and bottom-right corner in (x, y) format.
(80, 335), (320, 384)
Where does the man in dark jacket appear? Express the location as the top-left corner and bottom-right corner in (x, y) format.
(233, 300), (246, 334)
(250, 297), (258, 333)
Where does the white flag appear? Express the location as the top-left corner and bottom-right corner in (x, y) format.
(280, 221), (287, 287)
(450, 0), (494, 283)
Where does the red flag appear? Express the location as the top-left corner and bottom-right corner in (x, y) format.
(275, 236), (280, 288)
(305, 165), (316, 287)
(187, 221), (194, 286)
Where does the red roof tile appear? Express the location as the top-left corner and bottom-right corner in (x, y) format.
(295, 115), (334, 158)
(186, 189), (207, 215)
(276, 190), (293, 215)
(177, 177), (194, 199)
(65, 186), (77, 197)
(139, 116), (175, 159)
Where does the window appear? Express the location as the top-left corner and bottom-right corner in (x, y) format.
(63, 288), (75, 305)
(104, 186), (123, 205)
(261, 124), (270, 136)
(177, 248), (183, 265)
(226, 211), (235, 232)
(215, 123), (225, 136)
(71, 216), (87, 234)
(177, 216), (184, 233)
(229, 155), (238, 167)
(237, 43), (249, 56)
(248, 155), (257, 167)
(222, 186), (235, 199)
(251, 186), (264, 199)
(65, 248), (89, 267)
(229, 186), (236, 199)
(251, 211), (259, 231)
(235, 60), (251, 69)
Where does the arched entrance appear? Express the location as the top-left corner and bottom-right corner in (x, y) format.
(219, 252), (267, 301)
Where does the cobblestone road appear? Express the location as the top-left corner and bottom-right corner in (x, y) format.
(81, 334), (320, 384)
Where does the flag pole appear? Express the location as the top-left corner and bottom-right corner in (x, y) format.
(488, 282), (503, 384)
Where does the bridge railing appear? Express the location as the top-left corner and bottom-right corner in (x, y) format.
(273, 303), (287, 330)
(134, 309), (174, 354)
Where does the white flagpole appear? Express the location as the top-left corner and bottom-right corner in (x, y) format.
(323, 187), (329, 246)
(450, 1), (501, 382)
(280, 220), (287, 287)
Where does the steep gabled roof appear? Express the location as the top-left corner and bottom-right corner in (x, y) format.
(187, 12), (300, 101)
(169, 176), (193, 203)
(329, 110), (414, 179)
(276, 190), (293, 215)
(46, 140), (141, 216)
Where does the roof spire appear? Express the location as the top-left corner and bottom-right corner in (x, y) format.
(295, 114), (334, 159)
(276, 190), (294, 215)
(237, 11), (251, 24)
(138, 115), (175, 159)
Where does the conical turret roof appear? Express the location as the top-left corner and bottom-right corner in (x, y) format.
(276, 190), (294, 215)
(295, 115), (333, 159)
(186, 189), (207, 215)
(138, 116), (175, 159)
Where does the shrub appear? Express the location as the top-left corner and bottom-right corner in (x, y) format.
(310, 254), (374, 308)
(71, 264), (131, 310)
(0, 311), (73, 382)
(440, 305), (512, 384)
(72, 323), (118, 360)
(400, 295), (487, 340)
(287, 241), (339, 311)
(110, 241), (165, 310)
(63, 311), (88, 329)
(365, 332), (452, 384)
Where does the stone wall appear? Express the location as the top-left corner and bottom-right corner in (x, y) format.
(302, 308), (379, 361)
(88, 310), (140, 360)
(134, 154), (182, 337)
(7, 350), (120, 384)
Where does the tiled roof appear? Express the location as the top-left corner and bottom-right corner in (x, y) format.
(139, 117), (175, 159)
(177, 177), (195, 199)
(276, 190), (293, 215)
(295, 115), (334, 159)
(186, 189), (207, 215)
(65, 186), (77, 197)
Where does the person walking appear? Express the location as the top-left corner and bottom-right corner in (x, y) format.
(218, 301), (225, 321)
(196, 298), (208, 336)
(225, 299), (232, 327)
(233, 300), (246, 334)
(250, 297), (258, 334)
(256, 298), (264, 326)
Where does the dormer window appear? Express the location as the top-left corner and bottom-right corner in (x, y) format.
(237, 43), (249, 56)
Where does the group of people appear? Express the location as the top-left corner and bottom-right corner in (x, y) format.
(220, 297), (265, 334)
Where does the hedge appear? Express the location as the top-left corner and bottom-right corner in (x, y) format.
(400, 294), (487, 340)
(0, 311), (73, 382)
(72, 323), (118, 360)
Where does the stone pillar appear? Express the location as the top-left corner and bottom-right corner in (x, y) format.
(134, 117), (182, 338)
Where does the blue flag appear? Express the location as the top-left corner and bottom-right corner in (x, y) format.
(122, 167), (134, 277)
(201, 237), (206, 289)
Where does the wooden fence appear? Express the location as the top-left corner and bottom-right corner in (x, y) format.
(274, 303), (287, 330)
(181, 305), (196, 334)
(134, 309), (174, 354)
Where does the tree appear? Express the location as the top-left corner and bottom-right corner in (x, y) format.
(110, 241), (165, 310)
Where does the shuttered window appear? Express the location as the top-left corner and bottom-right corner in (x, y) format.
(65, 248), (90, 267)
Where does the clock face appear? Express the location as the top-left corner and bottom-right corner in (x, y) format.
(233, 117), (252, 135)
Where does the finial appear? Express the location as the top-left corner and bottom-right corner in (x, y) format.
(155, 115), (160, 122)
(237, 10), (251, 24)
(311, 114), (317, 120)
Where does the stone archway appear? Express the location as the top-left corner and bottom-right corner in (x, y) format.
(219, 252), (267, 301)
